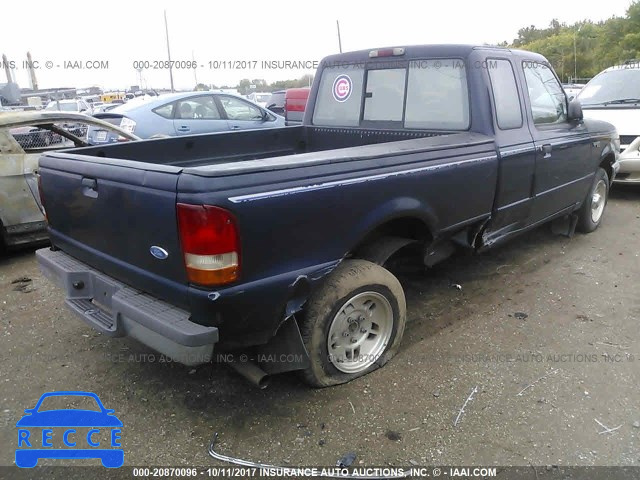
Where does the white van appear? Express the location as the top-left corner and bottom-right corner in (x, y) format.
(577, 61), (640, 184)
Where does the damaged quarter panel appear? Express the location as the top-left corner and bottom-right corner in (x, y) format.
(176, 133), (498, 346)
(0, 128), (47, 247)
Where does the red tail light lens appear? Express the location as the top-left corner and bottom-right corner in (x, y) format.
(177, 204), (240, 286)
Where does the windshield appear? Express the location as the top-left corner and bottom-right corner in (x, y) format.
(255, 94), (270, 102)
(577, 68), (640, 106)
(45, 101), (78, 112)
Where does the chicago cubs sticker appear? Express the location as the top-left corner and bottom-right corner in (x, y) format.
(332, 74), (352, 102)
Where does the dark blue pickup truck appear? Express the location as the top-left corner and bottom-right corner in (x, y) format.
(36, 45), (619, 388)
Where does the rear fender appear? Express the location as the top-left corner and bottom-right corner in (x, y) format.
(349, 196), (438, 250)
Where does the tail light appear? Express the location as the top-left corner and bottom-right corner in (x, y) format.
(369, 47), (405, 58)
(119, 117), (136, 134)
(177, 204), (240, 286)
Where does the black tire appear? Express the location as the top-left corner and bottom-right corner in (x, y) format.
(299, 259), (406, 387)
(577, 168), (609, 233)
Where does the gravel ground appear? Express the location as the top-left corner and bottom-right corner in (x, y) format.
(1, 186), (639, 478)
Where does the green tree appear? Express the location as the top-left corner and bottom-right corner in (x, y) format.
(505, 1), (640, 81)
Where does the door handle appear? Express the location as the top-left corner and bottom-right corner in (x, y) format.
(541, 144), (552, 158)
(230, 125), (241, 130)
(81, 177), (98, 198)
(177, 125), (190, 132)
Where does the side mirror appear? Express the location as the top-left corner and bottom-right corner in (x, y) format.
(568, 99), (583, 122)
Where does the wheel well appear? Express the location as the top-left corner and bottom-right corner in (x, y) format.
(600, 154), (614, 182)
(351, 217), (432, 263)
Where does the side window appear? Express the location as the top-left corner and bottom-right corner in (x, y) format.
(487, 59), (523, 129)
(175, 96), (221, 120)
(405, 60), (470, 130)
(522, 62), (567, 125)
(363, 68), (406, 122)
(219, 96), (263, 121)
(153, 103), (174, 119)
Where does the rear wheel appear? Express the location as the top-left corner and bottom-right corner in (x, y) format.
(300, 260), (406, 387)
(577, 168), (609, 233)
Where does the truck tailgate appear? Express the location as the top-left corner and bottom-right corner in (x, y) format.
(38, 153), (189, 307)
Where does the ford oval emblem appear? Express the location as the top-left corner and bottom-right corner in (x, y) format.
(150, 246), (169, 260)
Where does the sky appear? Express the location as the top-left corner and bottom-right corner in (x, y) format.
(1, 0), (635, 91)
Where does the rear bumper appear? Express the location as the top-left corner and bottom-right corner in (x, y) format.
(36, 247), (218, 366)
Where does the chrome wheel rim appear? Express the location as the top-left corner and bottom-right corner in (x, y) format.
(591, 180), (607, 224)
(327, 291), (393, 374)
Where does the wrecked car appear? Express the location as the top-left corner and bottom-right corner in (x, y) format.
(0, 111), (139, 250)
(36, 45), (618, 387)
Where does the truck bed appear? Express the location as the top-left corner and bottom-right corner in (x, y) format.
(63, 125), (453, 170)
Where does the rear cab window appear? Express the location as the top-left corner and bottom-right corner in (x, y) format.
(312, 59), (470, 130)
(312, 65), (365, 127)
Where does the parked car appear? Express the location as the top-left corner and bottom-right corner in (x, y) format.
(265, 90), (285, 115)
(43, 99), (94, 137)
(87, 91), (284, 143)
(0, 111), (139, 250)
(562, 83), (585, 101)
(44, 99), (92, 114)
(36, 45), (618, 388)
(246, 92), (271, 107)
(577, 61), (640, 183)
(284, 87), (310, 125)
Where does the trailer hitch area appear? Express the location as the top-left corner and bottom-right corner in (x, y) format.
(208, 433), (411, 479)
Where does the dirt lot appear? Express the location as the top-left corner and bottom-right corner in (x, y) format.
(1, 186), (639, 477)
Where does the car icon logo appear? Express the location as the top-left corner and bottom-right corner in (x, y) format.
(149, 246), (169, 260)
(15, 391), (123, 468)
